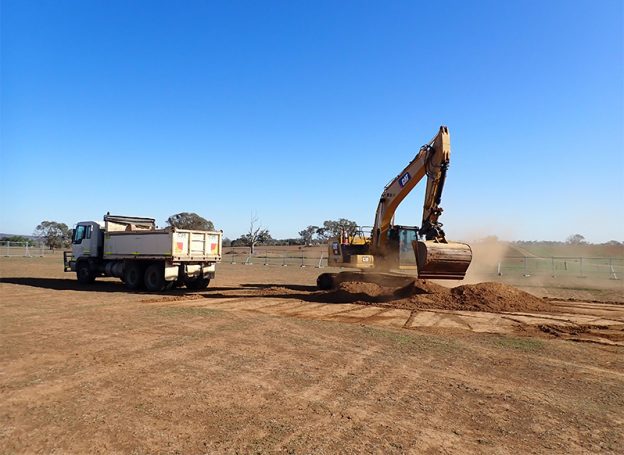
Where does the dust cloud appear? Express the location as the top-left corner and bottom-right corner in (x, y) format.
(461, 238), (511, 284)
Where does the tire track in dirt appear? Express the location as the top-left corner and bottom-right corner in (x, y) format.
(134, 292), (624, 346)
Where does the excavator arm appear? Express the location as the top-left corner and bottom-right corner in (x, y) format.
(371, 126), (450, 247)
(371, 126), (472, 279)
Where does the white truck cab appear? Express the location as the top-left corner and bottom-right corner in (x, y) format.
(71, 222), (103, 260)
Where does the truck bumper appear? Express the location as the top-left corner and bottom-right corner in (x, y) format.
(173, 263), (217, 281)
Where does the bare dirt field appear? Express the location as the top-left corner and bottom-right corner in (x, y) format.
(1, 255), (623, 453)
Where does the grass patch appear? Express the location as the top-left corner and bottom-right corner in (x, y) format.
(361, 325), (461, 353)
(490, 336), (544, 351)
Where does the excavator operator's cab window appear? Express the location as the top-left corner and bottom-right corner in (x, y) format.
(399, 228), (419, 266)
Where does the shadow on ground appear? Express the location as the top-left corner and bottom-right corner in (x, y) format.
(0, 278), (363, 304)
(0, 277), (239, 295)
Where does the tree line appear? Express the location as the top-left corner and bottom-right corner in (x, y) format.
(23, 213), (620, 254)
(23, 212), (216, 250)
(22, 212), (360, 254)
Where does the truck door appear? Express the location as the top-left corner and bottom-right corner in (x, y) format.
(72, 223), (99, 259)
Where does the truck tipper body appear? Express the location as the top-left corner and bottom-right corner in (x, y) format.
(64, 214), (222, 291)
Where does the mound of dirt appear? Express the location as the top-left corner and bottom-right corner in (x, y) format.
(448, 282), (551, 312)
(317, 279), (552, 313)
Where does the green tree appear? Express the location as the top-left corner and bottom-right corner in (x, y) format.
(317, 218), (359, 240)
(566, 234), (586, 245)
(298, 225), (319, 246)
(34, 221), (71, 250)
(167, 212), (214, 231)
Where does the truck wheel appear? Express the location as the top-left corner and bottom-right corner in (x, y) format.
(186, 277), (210, 290)
(124, 263), (144, 290)
(76, 261), (95, 284)
(144, 263), (166, 292)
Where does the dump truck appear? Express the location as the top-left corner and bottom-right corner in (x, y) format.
(64, 214), (222, 291)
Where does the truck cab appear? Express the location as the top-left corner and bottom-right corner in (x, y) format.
(71, 222), (103, 260)
(63, 222), (103, 273)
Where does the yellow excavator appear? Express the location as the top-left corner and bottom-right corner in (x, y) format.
(317, 125), (472, 289)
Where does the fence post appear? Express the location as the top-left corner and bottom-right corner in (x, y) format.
(609, 258), (618, 280)
(300, 252), (306, 268)
(6, 241), (10, 257)
(231, 253), (236, 264)
(282, 254), (287, 267)
(316, 252), (324, 268)
(579, 257), (585, 277)
(263, 250), (269, 266)
(523, 256), (530, 277)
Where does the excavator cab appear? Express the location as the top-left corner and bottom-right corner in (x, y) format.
(385, 225), (472, 279)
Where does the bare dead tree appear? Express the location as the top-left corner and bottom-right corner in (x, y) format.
(240, 213), (271, 254)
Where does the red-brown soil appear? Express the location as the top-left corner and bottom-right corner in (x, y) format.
(318, 279), (552, 313)
(1, 257), (623, 454)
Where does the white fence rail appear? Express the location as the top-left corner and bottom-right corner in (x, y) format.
(225, 251), (327, 268)
(223, 248), (623, 280)
(1, 241), (50, 257)
(495, 256), (623, 280)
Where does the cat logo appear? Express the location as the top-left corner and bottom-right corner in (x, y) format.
(399, 172), (411, 187)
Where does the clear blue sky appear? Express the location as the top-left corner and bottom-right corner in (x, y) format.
(1, 0), (622, 242)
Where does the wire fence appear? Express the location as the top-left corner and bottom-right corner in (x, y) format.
(2, 242), (621, 280)
(495, 256), (623, 280)
(223, 249), (623, 280)
(1, 241), (52, 257)
(224, 250), (328, 268)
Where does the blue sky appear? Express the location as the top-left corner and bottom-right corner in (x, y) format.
(1, 0), (622, 242)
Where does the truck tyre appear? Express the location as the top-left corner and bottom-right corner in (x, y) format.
(186, 277), (210, 290)
(76, 261), (96, 284)
(124, 262), (144, 290)
(144, 263), (166, 292)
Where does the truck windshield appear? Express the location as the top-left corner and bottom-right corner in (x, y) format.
(73, 225), (86, 244)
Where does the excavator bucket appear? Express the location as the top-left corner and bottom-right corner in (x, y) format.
(414, 240), (472, 280)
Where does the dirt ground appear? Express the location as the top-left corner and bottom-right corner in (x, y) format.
(1, 255), (623, 454)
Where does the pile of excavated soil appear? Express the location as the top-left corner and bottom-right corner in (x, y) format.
(318, 279), (552, 313)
